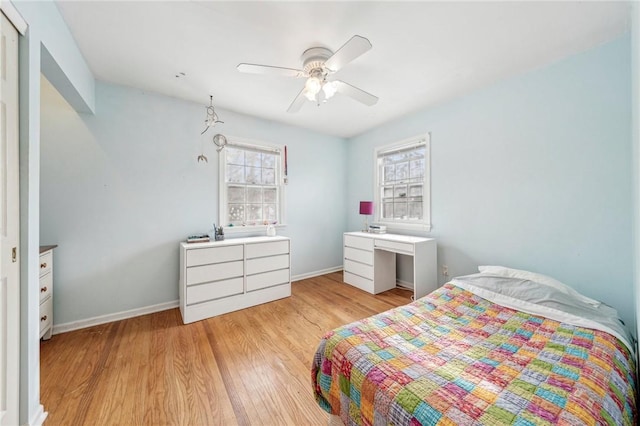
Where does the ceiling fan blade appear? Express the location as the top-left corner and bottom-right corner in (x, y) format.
(237, 63), (305, 78)
(324, 35), (372, 73)
(287, 87), (307, 113)
(334, 80), (378, 106)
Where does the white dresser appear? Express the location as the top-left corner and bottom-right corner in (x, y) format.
(343, 232), (437, 300)
(39, 245), (56, 340)
(179, 236), (291, 324)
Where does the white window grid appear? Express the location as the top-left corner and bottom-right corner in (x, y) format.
(374, 134), (431, 231)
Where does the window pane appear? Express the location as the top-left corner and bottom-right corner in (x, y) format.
(227, 165), (245, 183)
(394, 185), (407, 198)
(262, 154), (275, 168)
(245, 151), (261, 167)
(409, 202), (422, 219)
(409, 184), (422, 197)
(246, 167), (261, 184)
(228, 204), (244, 223)
(384, 165), (395, 183)
(227, 148), (244, 166)
(228, 186), (245, 203)
(247, 187), (262, 203)
(247, 204), (262, 222)
(263, 188), (277, 203)
(394, 202), (407, 219)
(410, 159), (424, 179)
(263, 168), (275, 185)
(396, 161), (409, 181)
(264, 204), (277, 222)
(383, 203), (393, 219)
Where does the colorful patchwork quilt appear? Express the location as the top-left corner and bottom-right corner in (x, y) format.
(312, 283), (637, 425)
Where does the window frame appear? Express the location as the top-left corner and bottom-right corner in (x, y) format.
(218, 136), (287, 235)
(373, 133), (431, 232)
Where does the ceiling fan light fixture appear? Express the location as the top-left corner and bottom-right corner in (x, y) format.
(322, 81), (338, 99)
(304, 76), (322, 95)
(304, 90), (318, 102)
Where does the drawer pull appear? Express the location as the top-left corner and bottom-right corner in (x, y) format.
(40, 286), (48, 293)
(40, 315), (47, 322)
(40, 262), (47, 269)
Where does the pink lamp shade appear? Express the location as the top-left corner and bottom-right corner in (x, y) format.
(359, 201), (374, 215)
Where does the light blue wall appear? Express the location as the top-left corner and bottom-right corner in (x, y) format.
(348, 36), (634, 331)
(13, 0), (96, 423)
(632, 3), (640, 349)
(40, 79), (347, 325)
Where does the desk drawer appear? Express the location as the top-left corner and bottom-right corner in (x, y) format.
(374, 239), (414, 254)
(344, 259), (373, 280)
(187, 277), (243, 305)
(344, 235), (373, 251)
(344, 271), (374, 293)
(187, 260), (243, 285)
(344, 247), (373, 265)
(186, 245), (243, 267)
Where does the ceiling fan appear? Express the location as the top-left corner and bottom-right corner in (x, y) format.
(237, 35), (378, 113)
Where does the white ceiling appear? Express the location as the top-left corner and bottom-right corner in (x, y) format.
(54, 1), (630, 139)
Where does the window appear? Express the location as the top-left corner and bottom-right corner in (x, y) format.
(374, 134), (430, 231)
(219, 138), (285, 231)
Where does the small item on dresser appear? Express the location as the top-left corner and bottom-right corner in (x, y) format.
(187, 234), (210, 243)
(369, 224), (387, 234)
(214, 226), (224, 241)
(266, 224), (276, 237)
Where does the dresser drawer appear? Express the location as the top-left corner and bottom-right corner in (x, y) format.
(246, 268), (289, 292)
(344, 259), (374, 280)
(374, 239), (414, 254)
(344, 271), (374, 293)
(187, 277), (243, 305)
(246, 254), (289, 275)
(186, 260), (243, 285)
(186, 245), (244, 267)
(39, 251), (52, 277)
(245, 240), (289, 259)
(39, 272), (52, 303)
(344, 246), (373, 265)
(344, 235), (373, 251)
(39, 297), (53, 336)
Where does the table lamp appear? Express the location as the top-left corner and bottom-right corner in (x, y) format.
(359, 201), (374, 232)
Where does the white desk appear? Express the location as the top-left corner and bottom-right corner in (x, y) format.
(343, 232), (437, 300)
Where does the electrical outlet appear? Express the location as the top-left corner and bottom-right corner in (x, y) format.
(442, 265), (449, 277)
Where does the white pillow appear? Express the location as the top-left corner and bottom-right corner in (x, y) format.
(478, 265), (601, 307)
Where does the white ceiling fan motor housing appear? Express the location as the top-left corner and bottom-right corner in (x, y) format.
(301, 47), (333, 75)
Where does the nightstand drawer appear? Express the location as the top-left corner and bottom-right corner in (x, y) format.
(344, 235), (373, 251)
(344, 259), (373, 280)
(344, 246), (373, 265)
(186, 245), (243, 267)
(187, 277), (243, 305)
(186, 260), (243, 285)
(39, 272), (52, 303)
(39, 297), (53, 336)
(39, 251), (52, 277)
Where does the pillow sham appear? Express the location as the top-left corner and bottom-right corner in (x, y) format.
(478, 265), (601, 307)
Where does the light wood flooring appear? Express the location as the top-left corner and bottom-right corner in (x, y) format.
(40, 272), (411, 425)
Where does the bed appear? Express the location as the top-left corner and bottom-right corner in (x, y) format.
(312, 267), (637, 425)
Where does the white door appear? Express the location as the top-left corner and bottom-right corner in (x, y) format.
(0, 11), (20, 426)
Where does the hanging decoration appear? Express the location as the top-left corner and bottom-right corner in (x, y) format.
(201, 95), (224, 135)
(197, 95), (227, 163)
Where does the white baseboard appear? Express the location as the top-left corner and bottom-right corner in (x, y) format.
(291, 266), (342, 282)
(26, 404), (47, 426)
(396, 279), (413, 289)
(52, 300), (179, 335)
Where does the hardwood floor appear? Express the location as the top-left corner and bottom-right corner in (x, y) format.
(40, 272), (411, 425)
